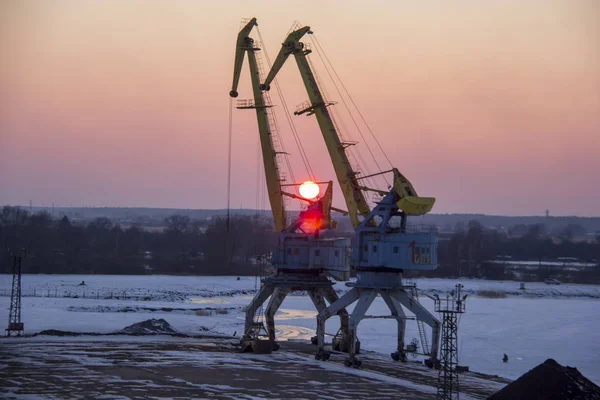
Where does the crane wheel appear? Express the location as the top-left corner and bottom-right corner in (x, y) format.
(315, 348), (330, 361)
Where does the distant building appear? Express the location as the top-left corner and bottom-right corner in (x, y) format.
(571, 234), (597, 244)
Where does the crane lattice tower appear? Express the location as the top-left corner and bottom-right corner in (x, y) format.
(434, 283), (467, 400)
(6, 250), (25, 337)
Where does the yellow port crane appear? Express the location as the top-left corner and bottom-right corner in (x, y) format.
(228, 18), (351, 354)
(260, 24), (441, 368)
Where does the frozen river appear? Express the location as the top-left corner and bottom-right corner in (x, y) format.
(221, 294), (600, 385)
(1, 274), (599, 385)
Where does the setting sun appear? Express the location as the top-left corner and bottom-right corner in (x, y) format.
(299, 181), (320, 199)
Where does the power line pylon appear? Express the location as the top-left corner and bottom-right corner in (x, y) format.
(6, 249), (25, 337)
(434, 283), (467, 400)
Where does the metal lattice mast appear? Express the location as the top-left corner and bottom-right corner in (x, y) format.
(6, 250), (24, 337)
(434, 283), (467, 400)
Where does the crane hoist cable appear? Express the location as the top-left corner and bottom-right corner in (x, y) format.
(308, 35), (385, 191)
(298, 31), (381, 192)
(226, 97), (233, 233)
(328, 102), (379, 191)
(255, 140), (261, 216)
(252, 45), (297, 186)
(310, 34), (394, 170)
(304, 44), (380, 192)
(224, 97), (235, 275)
(255, 40), (304, 215)
(256, 26), (316, 182)
(258, 28), (314, 182)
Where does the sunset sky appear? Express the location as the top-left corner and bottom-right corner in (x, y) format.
(1, 0), (598, 216)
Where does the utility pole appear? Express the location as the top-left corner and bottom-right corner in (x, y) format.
(6, 249), (25, 336)
(434, 283), (467, 400)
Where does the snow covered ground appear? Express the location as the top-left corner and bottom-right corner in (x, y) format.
(1, 274), (599, 385)
(1, 337), (503, 399)
(272, 295), (600, 386)
(2, 274), (600, 300)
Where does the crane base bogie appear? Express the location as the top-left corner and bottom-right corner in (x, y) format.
(240, 339), (276, 354)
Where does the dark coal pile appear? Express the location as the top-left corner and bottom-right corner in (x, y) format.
(488, 359), (600, 400)
(118, 318), (178, 335)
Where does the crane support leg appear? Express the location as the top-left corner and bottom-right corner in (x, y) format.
(345, 289), (377, 367)
(391, 289), (440, 362)
(309, 289), (329, 359)
(323, 286), (349, 342)
(315, 288), (359, 357)
(315, 283), (439, 367)
(244, 283), (275, 338)
(381, 291), (407, 361)
(308, 289), (328, 315)
(309, 288), (329, 360)
(265, 287), (290, 342)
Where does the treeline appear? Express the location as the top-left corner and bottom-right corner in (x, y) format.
(421, 221), (600, 283)
(0, 206), (277, 275)
(1, 207), (599, 282)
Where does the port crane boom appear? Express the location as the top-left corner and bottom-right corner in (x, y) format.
(261, 27), (371, 228)
(230, 18), (286, 233)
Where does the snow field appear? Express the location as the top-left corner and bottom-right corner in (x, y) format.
(1, 274), (599, 385)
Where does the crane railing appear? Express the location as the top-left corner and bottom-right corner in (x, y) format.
(236, 99), (273, 109)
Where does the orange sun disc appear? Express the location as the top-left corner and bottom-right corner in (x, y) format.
(299, 181), (320, 199)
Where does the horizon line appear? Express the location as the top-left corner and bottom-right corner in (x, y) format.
(2, 204), (599, 219)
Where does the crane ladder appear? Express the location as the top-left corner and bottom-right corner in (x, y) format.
(406, 283), (430, 355)
(255, 47), (286, 182)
